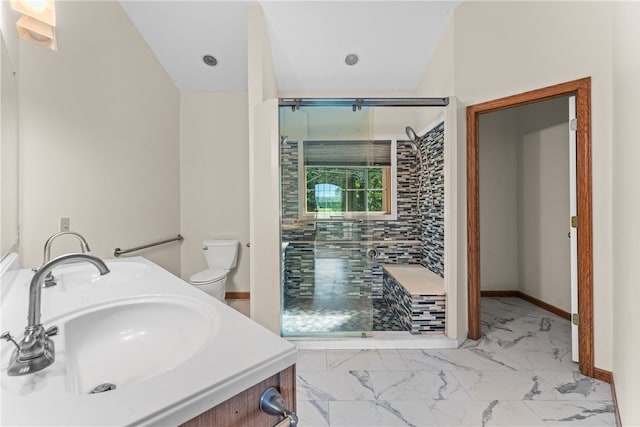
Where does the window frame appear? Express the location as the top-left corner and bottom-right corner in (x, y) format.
(298, 138), (398, 221)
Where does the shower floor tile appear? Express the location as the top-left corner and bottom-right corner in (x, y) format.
(282, 297), (405, 336)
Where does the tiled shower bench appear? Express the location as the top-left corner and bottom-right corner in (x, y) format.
(381, 264), (445, 334)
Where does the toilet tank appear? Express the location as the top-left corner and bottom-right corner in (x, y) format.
(202, 240), (238, 270)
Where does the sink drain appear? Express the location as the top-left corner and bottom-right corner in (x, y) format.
(90, 383), (116, 394)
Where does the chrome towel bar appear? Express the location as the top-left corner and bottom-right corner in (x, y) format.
(114, 234), (183, 257)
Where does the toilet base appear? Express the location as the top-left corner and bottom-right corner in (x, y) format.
(192, 280), (226, 303)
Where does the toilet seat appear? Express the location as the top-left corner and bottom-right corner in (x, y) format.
(190, 268), (226, 284)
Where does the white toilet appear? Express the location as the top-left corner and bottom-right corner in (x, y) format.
(190, 240), (238, 302)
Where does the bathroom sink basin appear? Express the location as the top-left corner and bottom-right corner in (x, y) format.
(64, 297), (217, 394)
(1, 256), (297, 426)
(54, 261), (150, 291)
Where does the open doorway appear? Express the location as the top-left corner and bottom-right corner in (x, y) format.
(466, 78), (597, 379)
(478, 95), (575, 355)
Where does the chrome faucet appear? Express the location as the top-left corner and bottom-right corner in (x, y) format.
(1, 253), (110, 376)
(40, 231), (92, 287)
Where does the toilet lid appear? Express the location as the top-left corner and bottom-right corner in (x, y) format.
(190, 268), (226, 284)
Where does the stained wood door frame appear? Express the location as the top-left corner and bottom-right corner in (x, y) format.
(466, 77), (594, 377)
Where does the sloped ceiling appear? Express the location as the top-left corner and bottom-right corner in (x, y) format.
(120, 1), (459, 93)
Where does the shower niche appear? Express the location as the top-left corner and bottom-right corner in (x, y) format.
(278, 98), (447, 338)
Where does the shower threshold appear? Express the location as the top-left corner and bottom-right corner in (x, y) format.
(287, 331), (464, 350)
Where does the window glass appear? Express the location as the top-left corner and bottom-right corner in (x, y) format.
(303, 166), (390, 214)
(301, 140), (394, 217)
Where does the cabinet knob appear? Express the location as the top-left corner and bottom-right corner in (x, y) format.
(259, 387), (298, 426)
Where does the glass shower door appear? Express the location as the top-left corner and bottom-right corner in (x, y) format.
(280, 105), (379, 337)
(281, 212), (377, 337)
(286, 219), (374, 337)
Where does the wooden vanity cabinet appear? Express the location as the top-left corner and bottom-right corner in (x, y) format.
(181, 364), (296, 427)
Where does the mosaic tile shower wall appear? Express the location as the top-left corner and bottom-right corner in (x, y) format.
(383, 270), (446, 334)
(281, 140), (422, 302)
(280, 121), (445, 334)
(420, 122), (445, 277)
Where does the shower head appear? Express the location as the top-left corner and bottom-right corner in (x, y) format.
(409, 141), (420, 152)
(405, 126), (418, 141)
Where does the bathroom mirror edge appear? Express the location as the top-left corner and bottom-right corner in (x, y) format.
(0, 28), (21, 260)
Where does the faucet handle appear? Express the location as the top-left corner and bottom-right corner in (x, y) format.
(45, 326), (59, 337)
(1, 331), (20, 352)
(43, 272), (58, 288)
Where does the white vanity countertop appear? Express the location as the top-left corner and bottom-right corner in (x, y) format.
(0, 255), (297, 426)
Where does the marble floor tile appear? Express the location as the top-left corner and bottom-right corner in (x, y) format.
(298, 349), (328, 371)
(294, 298), (616, 426)
(226, 298), (249, 317)
(452, 370), (559, 401)
(297, 400), (330, 426)
(431, 400), (545, 426)
(360, 370), (472, 401)
(536, 370), (613, 401)
(469, 347), (576, 371)
(399, 349), (491, 372)
(465, 322), (570, 355)
(326, 349), (408, 371)
(524, 400), (616, 426)
(329, 400), (437, 427)
(297, 371), (376, 401)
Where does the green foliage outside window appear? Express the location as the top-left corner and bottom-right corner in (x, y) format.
(305, 166), (388, 214)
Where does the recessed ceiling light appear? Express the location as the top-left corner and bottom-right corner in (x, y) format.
(202, 55), (218, 67)
(345, 53), (359, 66)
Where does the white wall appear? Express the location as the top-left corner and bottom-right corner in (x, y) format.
(180, 92), (250, 292)
(248, 5), (280, 330)
(612, 2), (640, 425)
(416, 14), (454, 127)
(517, 99), (570, 311)
(250, 99), (280, 332)
(444, 97), (466, 341)
(454, 2), (613, 370)
(19, 1), (181, 275)
(420, 0), (614, 371)
(479, 109), (519, 291)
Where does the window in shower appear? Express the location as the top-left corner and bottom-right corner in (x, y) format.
(305, 167), (390, 214)
(299, 139), (397, 219)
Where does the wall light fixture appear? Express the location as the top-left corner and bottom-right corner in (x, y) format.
(11, 0), (57, 51)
